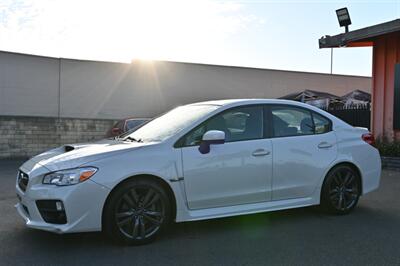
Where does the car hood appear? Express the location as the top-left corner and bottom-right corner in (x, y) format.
(29, 139), (150, 171)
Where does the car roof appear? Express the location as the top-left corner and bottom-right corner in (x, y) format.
(190, 98), (310, 107)
(188, 98), (351, 128)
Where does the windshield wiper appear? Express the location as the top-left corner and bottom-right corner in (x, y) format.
(123, 136), (143, 142)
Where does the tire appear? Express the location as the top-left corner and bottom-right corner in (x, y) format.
(103, 178), (172, 245)
(320, 165), (361, 215)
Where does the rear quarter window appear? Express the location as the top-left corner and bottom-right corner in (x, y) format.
(313, 112), (332, 134)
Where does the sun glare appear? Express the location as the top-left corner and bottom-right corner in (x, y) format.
(0, 0), (258, 64)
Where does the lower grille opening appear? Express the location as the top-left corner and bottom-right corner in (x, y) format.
(36, 200), (67, 224)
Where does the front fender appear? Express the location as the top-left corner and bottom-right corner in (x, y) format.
(86, 144), (189, 222)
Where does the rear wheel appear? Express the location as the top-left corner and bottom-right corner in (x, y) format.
(103, 178), (171, 245)
(321, 165), (361, 214)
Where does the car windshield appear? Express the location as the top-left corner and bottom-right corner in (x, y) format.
(123, 104), (219, 142)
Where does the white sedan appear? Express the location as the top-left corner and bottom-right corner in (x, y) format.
(15, 99), (381, 245)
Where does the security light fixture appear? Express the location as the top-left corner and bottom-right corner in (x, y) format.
(336, 7), (351, 33)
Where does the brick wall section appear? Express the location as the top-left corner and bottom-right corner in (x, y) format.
(0, 116), (117, 159)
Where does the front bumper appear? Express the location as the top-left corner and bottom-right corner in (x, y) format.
(16, 177), (110, 234)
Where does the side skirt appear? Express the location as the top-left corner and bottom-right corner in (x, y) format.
(175, 195), (319, 222)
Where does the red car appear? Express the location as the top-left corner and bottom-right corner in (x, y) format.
(106, 118), (149, 138)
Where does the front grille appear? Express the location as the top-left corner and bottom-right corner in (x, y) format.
(17, 171), (29, 192)
(36, 200), (67, 224)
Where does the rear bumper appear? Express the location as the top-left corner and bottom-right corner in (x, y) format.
(359, 148), (382, 195)
(362, 166), (381, 195)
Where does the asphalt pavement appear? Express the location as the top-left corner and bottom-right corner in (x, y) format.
(0, 159), (399, 266)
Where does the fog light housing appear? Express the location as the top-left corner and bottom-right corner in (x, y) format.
(36, 200), (67, 224)
(55, 201), (64, 211)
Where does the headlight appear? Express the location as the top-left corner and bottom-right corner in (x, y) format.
(43, 167), (98, 186)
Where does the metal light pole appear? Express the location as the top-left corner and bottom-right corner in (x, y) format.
(331, 7), (351, 74)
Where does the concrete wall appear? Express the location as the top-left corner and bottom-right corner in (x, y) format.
(0, 51), (372, 119)
(0, 52), (60, 117)
(0, 50), (372, 158)
(0, 116), (116, 159)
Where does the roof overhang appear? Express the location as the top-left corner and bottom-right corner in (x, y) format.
(319, 19), (400, 48)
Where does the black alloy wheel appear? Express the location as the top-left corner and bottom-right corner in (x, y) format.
(321, 165), (361, 214)
(103, 178), (171, 245)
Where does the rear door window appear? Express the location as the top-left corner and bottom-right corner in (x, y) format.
(271, 106), (314, 137)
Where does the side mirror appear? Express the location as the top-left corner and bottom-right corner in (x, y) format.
(199, 130), (225, 154)
(111, 127), (122, 136)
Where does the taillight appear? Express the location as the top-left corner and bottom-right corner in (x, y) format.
(362, 133), (375, 146)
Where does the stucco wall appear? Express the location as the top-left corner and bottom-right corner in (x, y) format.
(0, 52), (60, 117)
(0, 51), (372, 120)
(0, 51), (373, 158)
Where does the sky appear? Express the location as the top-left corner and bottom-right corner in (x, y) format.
(0, 0), (399, 77)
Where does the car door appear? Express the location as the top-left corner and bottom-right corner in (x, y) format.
(268, 105), (337, 200)
(178, 105), (273, 210)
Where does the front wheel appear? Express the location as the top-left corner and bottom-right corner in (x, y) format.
(103, 178), (172, 245)
(321, 165), (361, 214)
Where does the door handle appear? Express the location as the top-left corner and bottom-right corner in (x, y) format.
(318, 142), (333, 149)
(252, 149), (270, 157)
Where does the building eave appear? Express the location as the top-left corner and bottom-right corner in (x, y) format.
(319, 19), (400, 48)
